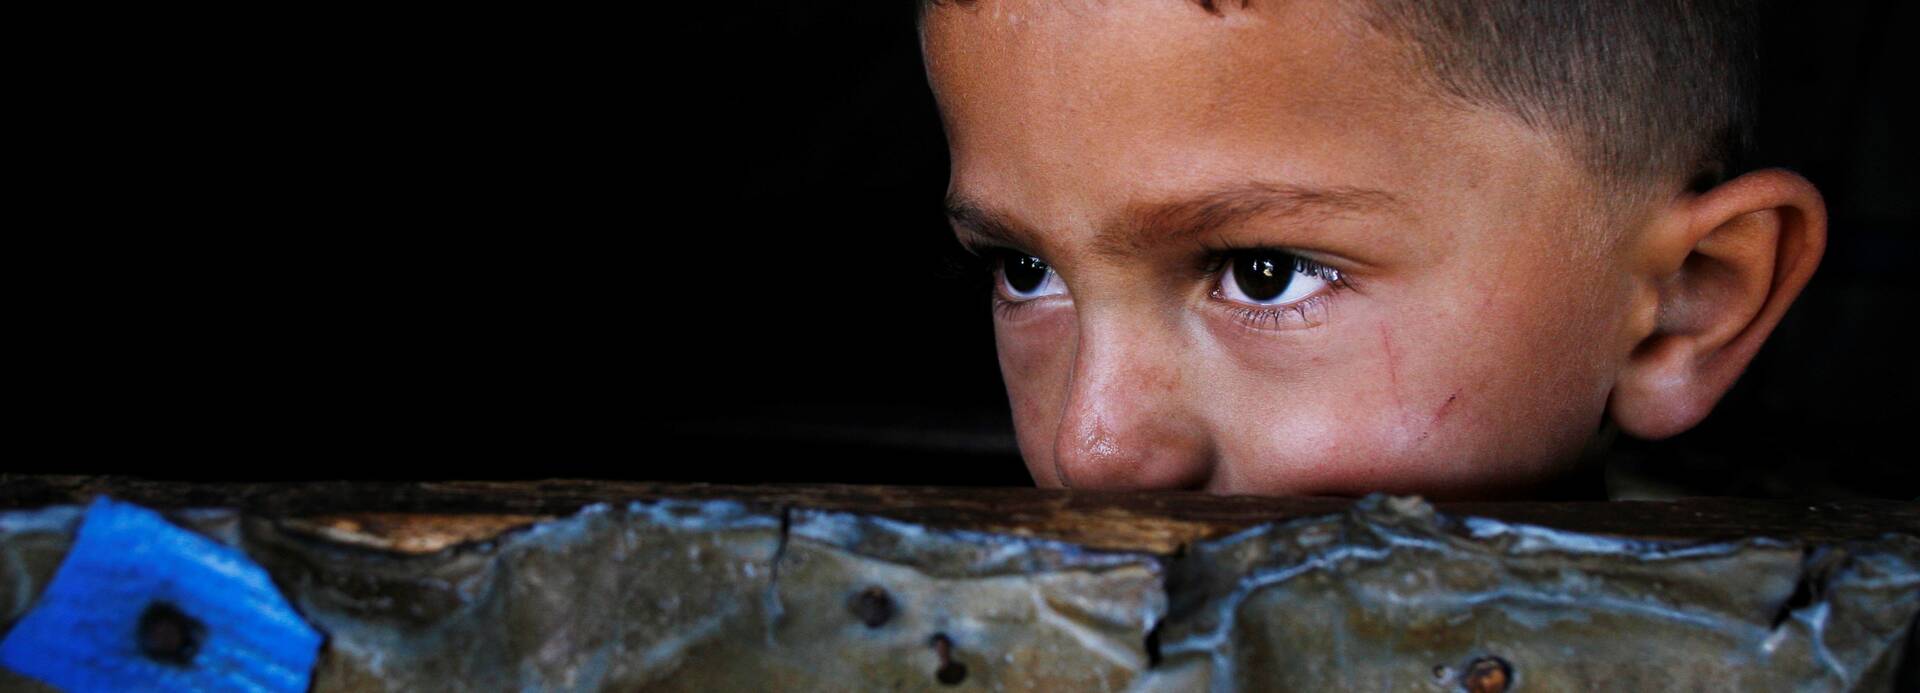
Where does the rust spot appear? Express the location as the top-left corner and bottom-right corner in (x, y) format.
(930, 633), (968, 686)
(1462, 655), (1512, 692)
(848, 586), (895, 628)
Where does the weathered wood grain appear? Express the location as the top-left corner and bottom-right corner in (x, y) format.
(3, 475), (1913, 554)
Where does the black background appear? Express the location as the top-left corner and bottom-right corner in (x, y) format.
(20, 1), (1916, 499)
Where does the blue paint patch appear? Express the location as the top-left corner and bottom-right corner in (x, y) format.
(0, 497), (322, 692)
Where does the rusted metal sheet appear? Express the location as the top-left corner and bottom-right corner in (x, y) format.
(1, 479), (1916, 691)
(262, 500), (788, 690)
(1147, 496), (1920, 691)
(2, 498), (1166, 691)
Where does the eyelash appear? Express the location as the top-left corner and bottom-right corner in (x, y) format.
(973, 244), (1357, 329)
(992, 295), (1040, 321)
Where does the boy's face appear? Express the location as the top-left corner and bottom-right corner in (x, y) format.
(923, 0), (1643, 498)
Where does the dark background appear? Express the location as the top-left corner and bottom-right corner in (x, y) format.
(21, 1), (1916, 499)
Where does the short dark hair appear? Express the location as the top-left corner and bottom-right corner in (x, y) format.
(921, 0), (1759, 202)
(1360, 0), (1758, 199)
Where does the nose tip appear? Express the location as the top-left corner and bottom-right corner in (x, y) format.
(1036, 307), (1215, 491)
(1050, 384), (1212, 491)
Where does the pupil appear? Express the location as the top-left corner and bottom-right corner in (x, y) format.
(1004, 254), (1049, 294)
(1233, 252), (1293, 302)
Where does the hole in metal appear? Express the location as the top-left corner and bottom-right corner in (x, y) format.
(137, 602), (206, 667)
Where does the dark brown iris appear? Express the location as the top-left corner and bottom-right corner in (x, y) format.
(1232, 251), (1294, 302)
(1001, 253), (1051, 295)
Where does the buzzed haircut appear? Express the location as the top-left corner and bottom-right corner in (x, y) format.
(920, 0), (1760, 202)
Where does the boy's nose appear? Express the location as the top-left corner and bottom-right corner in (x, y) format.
(1049, 324), (1214, 490)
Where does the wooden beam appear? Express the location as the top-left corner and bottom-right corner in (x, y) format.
(4, 475), (1913, 554)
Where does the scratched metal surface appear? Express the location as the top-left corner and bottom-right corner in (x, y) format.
(1, 496), (1916, 691)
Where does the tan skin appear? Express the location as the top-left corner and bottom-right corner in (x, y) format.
(921, 0), (1825, 499)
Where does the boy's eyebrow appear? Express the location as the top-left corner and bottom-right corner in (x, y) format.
(946, 181), (1402, 256)
(944, 197), (1035, 254)
(1116, 182), (1401, 255)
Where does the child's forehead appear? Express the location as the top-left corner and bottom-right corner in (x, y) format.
(921, 0), (1534, 232)
(922, 0), (1406, 113)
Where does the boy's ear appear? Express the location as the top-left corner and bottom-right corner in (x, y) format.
(1608, 169), (1826, 440)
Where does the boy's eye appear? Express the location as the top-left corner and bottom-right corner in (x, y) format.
(1216, 250), (1331, 306)
(995, 251), (1066, 300)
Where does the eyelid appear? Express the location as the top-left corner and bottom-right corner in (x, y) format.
(990, 278), (1070, 323)
(966, 239), (1044, 260)
(1213, 292), (1336, 331)
(958, 240), (1005, 258)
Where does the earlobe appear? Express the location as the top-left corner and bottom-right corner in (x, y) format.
(1608, 169), (1827, 440)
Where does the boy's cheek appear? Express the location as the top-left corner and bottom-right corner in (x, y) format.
(989, 289), (1611, 494)
(1201, 320), (1600, 496)
(1208, 378), (1456, 495)
(992, 310), (1075, 486)
(1211, 383), (1563, 498)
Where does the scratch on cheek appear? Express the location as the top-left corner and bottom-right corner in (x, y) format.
(1378, 325), (1403, 412)
(1417, 391), (1460, 444)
